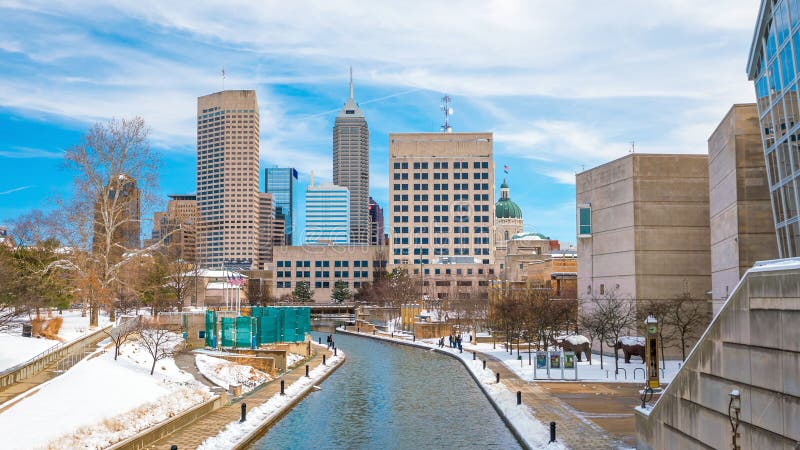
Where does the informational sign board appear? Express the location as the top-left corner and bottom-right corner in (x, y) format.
(564, 352), (576, 369)
(536, 351), (548, 369)
(550, 351), (561, 369)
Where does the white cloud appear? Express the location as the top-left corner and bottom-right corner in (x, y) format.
(542, 170), (577, 185)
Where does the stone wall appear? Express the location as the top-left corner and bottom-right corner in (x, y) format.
(413, 322), (452, 340)
(635, 259), (800, 449)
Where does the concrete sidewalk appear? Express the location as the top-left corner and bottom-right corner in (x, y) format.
(145, 347), (333, 449)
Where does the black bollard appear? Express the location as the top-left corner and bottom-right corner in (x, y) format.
(334, 347), (337, 356)
(549, 422), (556, 443)
(318, 337), (321, 344)
(280, 380), (285, 395)
(373, 330), (376, 335)
(496, 372), (500, 383)
(473, 352), (476, 360)
(306, 364), (309, 377)
(323, 354), (326, 365)
(240, 403), (247, 422)
(413, 335), (415, 342)
(483, 360), (486, 370)
(517, 391), (522, 405)
(171, 446), (178, 450)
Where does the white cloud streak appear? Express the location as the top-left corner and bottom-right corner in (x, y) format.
(0, 185), (32, 195)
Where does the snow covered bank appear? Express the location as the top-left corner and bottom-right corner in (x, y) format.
(198, 347), (344, 450)
(0, 334), (209, 450)
(340, 329), (567, 450)
(195, 354), (271, 391)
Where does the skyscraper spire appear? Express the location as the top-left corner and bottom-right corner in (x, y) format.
(349, 66), (354, 100)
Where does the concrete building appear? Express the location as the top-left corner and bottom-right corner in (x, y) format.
(747, 0), (800, 257)
(708, 104), (779, 315)
(305, 181), (350, 245)
(368, 197), (385, 246)
(576, 154), (711, 306)
(94, 174), (141, 254)
(389, 132), (495, 267)
(196, 90), (261, 269)
(333, 69), (370, 245)
(147, 194), (198, 262)
(636, 258), (800, 449)
(265, 167), (298, 245)
(271, 245), (387, 302)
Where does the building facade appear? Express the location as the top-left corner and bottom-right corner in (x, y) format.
(147, 194), (197, 262)
(368, 197), (386, 246)
(305, 182), (350, 245)
(196, 90), (261, 269)
(333, 70), (370, 245)
(272, 245), (387, 302)
(747, 0), (800, 257)
(388, 132), (495, 267)
(94, 174), (141, 255)
(708, 104), (779, 314)
(576, 154), (711, 306)
(494, 179), (524, 263)
(265, 167), (298, 245)
(257, 192), (275, 268)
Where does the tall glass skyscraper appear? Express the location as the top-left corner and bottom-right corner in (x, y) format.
(265, 167), (298, 245)
(305, 182), (350, 245)
(333, 68), (370, 245)
(748, 0), (800, 257)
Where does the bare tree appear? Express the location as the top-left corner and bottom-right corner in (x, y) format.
(44, 117), (159, 327)
(103, 315), (141, 360)
(637, 299), (675, 369)
(665, 293), (710, 361)
(138, 322), (179, 375)
(162, 257), (198, 311)
(580, 290), (635, 372)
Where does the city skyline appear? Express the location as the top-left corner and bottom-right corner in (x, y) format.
(0, 2), (761, 245)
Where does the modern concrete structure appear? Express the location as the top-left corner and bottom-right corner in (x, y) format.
(389, 132), (495, 267)
(333, 69), (370, 245)
(147, 194), (197, 262)
(635, 258), (800, 449)
(265, 167), (298, 245)
(368, 197), (385, 246)
(305, 181), (350, 245)
(747, 0), (800, 257)
(196, 90), (261, 269)
(709, 104), (779, 315)
(271, 245), (387, 302)
(94, 174), (141, 254)
(576, 154), (711, 305)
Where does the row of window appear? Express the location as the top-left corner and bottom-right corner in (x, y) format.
(392, 226), (491, 234)
(276, 281), (364, 289)
(392, 183), (490, 191)
(392, 161), (490, 169)
(392, 194), (490, 202)
(392, 247), (491, 256)
(276, 260), (371, 268)
(393, 258), (493, 266)
(275, 270), (371, 278)
(393, 172), (490, 180)
(393, 204), (490, 212)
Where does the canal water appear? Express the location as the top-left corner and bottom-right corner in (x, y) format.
(251, 327), (521, 449)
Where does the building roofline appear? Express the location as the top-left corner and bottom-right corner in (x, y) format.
(575, 152), (708, 177)
(746, 0), (770, 80)
(707, 103), (758, 143)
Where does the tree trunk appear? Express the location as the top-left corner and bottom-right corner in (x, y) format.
(614, 345), (619, 375)
(90, 301), (99, 327)
(681, 334), (687, 361)
(150, 358), (156, 375)
(599, 341), (604, 370)
(109, 307), (116, 322)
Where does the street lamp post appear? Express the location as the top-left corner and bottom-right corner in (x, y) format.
(728, 389), (741, 450)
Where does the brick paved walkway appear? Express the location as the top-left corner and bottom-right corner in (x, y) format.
(146, 348), (332, 449)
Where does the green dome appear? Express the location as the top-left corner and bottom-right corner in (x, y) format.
(495, 198), (522, 219)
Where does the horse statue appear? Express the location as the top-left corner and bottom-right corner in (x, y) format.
(614, 336), (645, 363)
(551, 335), (592, 364)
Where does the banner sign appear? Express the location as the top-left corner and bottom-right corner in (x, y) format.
(550, 351), (561, 369)
(564, 352), (575, 369)
(536, 351), (548, 369)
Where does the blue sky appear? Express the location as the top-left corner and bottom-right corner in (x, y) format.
(0, 1), (760, 244)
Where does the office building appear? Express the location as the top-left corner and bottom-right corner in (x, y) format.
(257, 192), (275, 268)
(147, 194), (197, 262)
(747, 1), (800, 256)
(389, 132), (495, 267)
(305, 181), (350, 245)
(576, 154), (711, 305)
(708, 104), (778, 314)
(265, 167), (298, 245)
(272, 245), (387, 302)
(333, 69), (370, 245)
(196, 90), (261, 269)
(94, 174), (141, 255)
(368, 197), (386, 246)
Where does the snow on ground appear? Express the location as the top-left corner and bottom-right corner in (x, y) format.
(0, 334), (209, 450)
(197, 345), (344, 450)
(195, 354), (271, 392)
(286, 352), (304, 368)
(0, 309), (112, 372)
(363, 330), (567, 450)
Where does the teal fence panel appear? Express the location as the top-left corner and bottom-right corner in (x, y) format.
(235, 316), (251, 348)
(205, 310), (217, 347)
(283, 308), (296, 342)
(221, 317), (235, 347)
(259, 309), (279, 344)
(298, 307), (311, 337)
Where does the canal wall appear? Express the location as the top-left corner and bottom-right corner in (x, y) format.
(337, 328), (535, 450)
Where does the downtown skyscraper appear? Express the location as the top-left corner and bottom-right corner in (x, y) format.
(333, 68), (369, 245)
(265, 167), (298, 245)
(196, 90), (261, 269)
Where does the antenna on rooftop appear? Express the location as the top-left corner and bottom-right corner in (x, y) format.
(440, 95), (453, 133)
(630, 140), (635, 153)
(222, 67), (226, 91)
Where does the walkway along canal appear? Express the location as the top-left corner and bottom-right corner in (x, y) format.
(251, 329), (521, 449)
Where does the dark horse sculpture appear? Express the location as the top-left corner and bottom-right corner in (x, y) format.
(551, 335), (592, 365)
(614, 338), (645, 363)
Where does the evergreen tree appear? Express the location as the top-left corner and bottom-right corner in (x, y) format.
(331, 280), (350, 303)
(292, 281), (313, 303)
